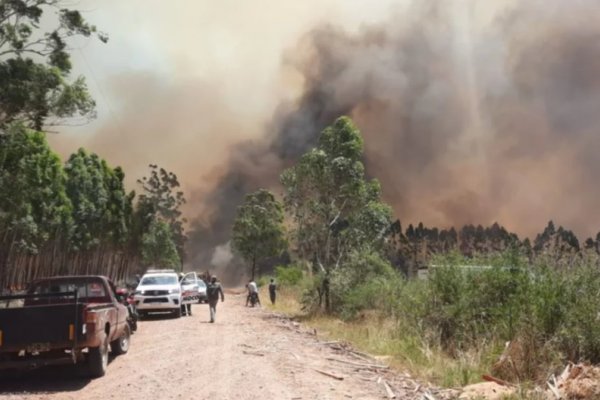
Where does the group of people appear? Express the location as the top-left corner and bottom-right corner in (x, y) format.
(245, 278), (277, 307)
(139, 273), (278, 323)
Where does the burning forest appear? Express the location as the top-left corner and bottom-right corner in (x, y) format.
(185, 0), (600, 275)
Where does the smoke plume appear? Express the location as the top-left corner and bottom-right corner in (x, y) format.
(186, 0), (600, 271)
(48, 1), (600, 278)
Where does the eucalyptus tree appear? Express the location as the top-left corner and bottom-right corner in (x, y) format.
(0, 123), (71, 287)
(0, 0), (107, 130)
(232, 189), (287, 280)
(280, 116), (392, 310)
(137, 164), (187, 263)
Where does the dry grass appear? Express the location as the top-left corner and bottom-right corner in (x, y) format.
(265, 288), (497, 388)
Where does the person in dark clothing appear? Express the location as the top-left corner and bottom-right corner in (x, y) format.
(268, 279), (277, 305)
(206, 276), (224, 323)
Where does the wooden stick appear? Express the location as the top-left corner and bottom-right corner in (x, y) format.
(547, 381), (561, 399)
(423, 392), (436, 400)
(382, 380), (396, 399)
(482, 374), (515, 387)
(326, 357), (388, 369)
(243, 350), (265, 357)
(314, 368), (344, 380)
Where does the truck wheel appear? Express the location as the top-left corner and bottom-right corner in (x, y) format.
(173, 308), (181, 318)
(111, 326), (130, 355)
(88, 337), (109, 378)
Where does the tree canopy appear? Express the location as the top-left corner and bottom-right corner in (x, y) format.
(281, 116), (392, 274)
(0, 0), (107, 130)
(137, 164), (187, 263)
(141, 220), (181, 271)
(232, 188), (287, 280)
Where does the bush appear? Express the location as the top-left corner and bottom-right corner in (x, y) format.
(289, 249), (600, 382)
(275, 264), (304, 286)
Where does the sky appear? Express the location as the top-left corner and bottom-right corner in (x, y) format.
(47, 0), (600, 246)
(49, 0), (400, 212)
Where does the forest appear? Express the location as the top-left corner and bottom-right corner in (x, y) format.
(0, 1), (185, 290)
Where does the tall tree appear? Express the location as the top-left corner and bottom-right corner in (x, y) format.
(137, 164), (187, 263)
(0, 123), (72, 287)
(231, 189), (287, 280)
(281, 116), (392, 309)
(141, 220), (180, 270)
(0, 0), (107, 130)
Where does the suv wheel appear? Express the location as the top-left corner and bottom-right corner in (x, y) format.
(173, 308), (181, 318)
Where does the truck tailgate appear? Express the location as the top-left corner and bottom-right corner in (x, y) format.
(0, 303), (86, 351)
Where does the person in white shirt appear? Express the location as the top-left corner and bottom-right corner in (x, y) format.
(245, 280), (261, 307)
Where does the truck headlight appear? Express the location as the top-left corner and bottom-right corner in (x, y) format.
(169, 288), (180, 294)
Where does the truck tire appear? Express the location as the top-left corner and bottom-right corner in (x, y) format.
(88, 337), (109, 378)
(111, 326), (130, 355)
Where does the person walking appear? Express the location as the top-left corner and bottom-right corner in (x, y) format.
(268, 279), (277, 305)
(206, 276), (224, 323)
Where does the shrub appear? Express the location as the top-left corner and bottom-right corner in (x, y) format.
(275, 264), (304, 286)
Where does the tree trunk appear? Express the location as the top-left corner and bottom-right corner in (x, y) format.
(251, 253), (256, 281)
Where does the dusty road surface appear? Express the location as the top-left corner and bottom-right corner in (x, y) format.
(0, 293), (451, 400)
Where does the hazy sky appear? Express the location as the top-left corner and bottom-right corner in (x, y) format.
(49, 0), (399, 176)
(47, 1), (600, 241)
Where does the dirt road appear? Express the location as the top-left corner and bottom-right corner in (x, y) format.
(0, 294), (451, 400)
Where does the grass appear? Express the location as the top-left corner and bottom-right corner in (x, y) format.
(264, 286), (497, 388)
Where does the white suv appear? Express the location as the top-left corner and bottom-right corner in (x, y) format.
(134, 270), (182, 318)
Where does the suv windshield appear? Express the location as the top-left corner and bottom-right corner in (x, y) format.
(140, 275), (177, 286)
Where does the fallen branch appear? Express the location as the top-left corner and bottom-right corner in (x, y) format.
(482, 374), (516, 387)
(381, 379), (396, 399)
(314, 368), (344, 380)
(423, 392), (436, 400)
(547, 380), (561, 399)
(243, 350), (265, 357)
(326, 357), (388, 370)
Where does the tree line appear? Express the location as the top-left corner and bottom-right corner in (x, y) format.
(231, 116), (600, 312)
(0, 1), (186, 289)
(0, 125), (186, 289)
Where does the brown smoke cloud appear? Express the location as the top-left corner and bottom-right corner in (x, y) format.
(50, 0), (600, 275)
(188, 0), (600, 271)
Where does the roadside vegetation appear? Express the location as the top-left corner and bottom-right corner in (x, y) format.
(266, 254), (600, 388)
(243, 117), (600, 389)
(0, 1), (186, 289)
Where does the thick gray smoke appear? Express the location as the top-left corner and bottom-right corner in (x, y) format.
(187, 0), (600, 272)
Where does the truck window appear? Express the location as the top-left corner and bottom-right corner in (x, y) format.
(28, 280), (108, 302)
(140, 275), (177, 285)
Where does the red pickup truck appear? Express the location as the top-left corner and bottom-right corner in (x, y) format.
(0, 276), (132, 377)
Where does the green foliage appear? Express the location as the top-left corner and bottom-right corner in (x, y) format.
(329, 250), (401, 318)
(141, 220), (181, 270)
(0, 0), (107, 129)
(232, 188), (287, 279)
(137, 164), (187, 261)
(64, 148), (132, 251)
(0, 123), (71, 253)
(275, 264), (304, 286)
(281, 116), (392, 310)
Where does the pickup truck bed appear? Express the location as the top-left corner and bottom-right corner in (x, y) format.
(0, 276), (132, 377)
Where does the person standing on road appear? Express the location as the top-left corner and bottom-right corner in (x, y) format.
(246, 280), (260, 307)
(207, 276), (224, 323)
(268, 279), (277, 305)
